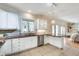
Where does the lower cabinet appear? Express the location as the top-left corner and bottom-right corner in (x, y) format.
(11, 36), (37, 54)
(19, 38), (27, 51)
(19, 36), (37, 51)
(0, 36), (64, 55)
(11, 38), (20, 53)
(0, 36), (37, 55)
(48, 36), (64, 48)
(0, 40), (11, 55)
(29, 36), (37, 48)
(44, 36), (49, 44)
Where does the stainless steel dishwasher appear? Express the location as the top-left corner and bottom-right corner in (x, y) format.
(37, 35), (44, 47)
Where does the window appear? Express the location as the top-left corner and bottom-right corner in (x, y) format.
(52, 25), (55, 35)
(22, 21), (29, 33)
(36, 19), (40, 30)
(52, 25), (66, 36)
(61, 26), (66, 35)
(28, 22), (35, 32)
(21, 20), (35, 33)
(56, 25), (59, 36)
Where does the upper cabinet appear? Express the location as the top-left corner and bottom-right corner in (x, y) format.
(0, 9), (7, 29)
(0, 9), (19, 29)
(7, 12), (19, 29)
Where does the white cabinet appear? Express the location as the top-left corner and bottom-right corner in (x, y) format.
(7, 13), (19, 29)
(0, 9), (19, 29)
(29, 36), (37, 48)
(0, 36), (37, 55)
(0, 9), (7, 29)
(11, 39), (20, 53)
(0, 39), (20, 55)
(12, 36), (37, 53)
(44, 36), (49, 44)
(19, 36), (37, 51)
(19, 38), (27, 51)
(48, 36), (64, 48)
(0, 40), (11, 55)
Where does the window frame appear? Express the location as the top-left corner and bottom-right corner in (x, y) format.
(52, 24), (66, 36)
(21, 19), (35, 33)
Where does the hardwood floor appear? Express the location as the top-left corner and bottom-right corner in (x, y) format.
(12, 44), (63, 56)
(63, 38), (79, 56)
(11, 37), (79, 56)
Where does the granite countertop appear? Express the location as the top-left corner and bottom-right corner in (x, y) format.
(4, 33), (49, 39)
(5, 33), (37, 39)
(46, 34), (67, 37)
(0, 33), (68, 40)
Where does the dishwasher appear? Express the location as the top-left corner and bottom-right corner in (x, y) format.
(37, 35), (44, 47)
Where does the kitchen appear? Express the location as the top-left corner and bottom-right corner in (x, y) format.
(0, 3), (79, 56)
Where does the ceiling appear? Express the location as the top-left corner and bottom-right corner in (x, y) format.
(6, 3), (79, 23)
(7, 3), (52, 14)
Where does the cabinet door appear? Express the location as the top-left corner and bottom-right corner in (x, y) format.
(19, 37), (32, 51)
(48, 37), (63, 48)
(12, 39), (20, 53)
(44, 36), (49, 44)
(7, 13), (19, 29)
(28, 36), (37, 48)
(0, 40), (11, 55)
(19, 37), (37, 51)
(19, 38), (27, 51)
(0, 9), (7, 29)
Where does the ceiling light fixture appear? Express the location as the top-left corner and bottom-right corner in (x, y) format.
(51, 20), (55, 24)
(27, 10), (32, 13)
(24, 13), (33, 19)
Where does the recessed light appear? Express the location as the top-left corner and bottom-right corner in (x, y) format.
(51, 20), (55, 24)
(23, 13), (33, 19)
(27, 10), (32, 13)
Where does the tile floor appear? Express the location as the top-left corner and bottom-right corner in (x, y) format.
(13, 44), (64, 56)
